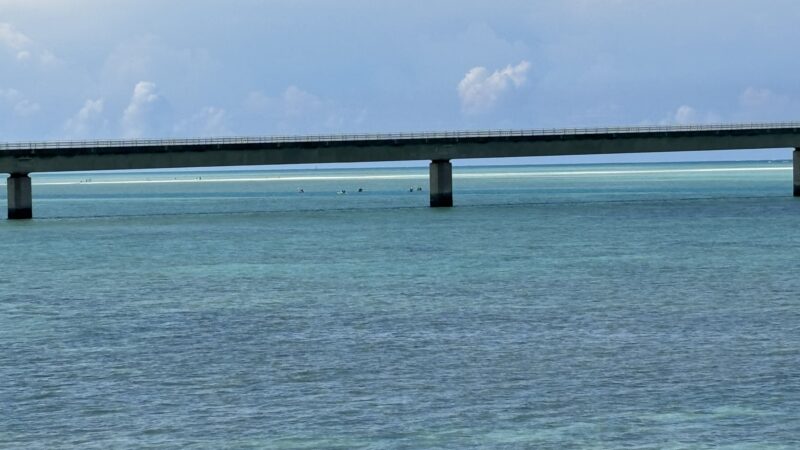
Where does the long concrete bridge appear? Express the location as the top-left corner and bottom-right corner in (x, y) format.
(2, 122), (800, 219)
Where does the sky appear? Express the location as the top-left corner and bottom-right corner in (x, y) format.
(1, 0), (799, 163)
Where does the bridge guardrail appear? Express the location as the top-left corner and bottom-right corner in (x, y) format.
(1, 122), (800, 151)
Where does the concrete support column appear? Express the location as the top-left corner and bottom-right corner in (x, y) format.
(430, 159), (453, 207)
(795, 149), (800, 197)
(7, 173), (32, 220)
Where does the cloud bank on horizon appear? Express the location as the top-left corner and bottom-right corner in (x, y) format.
(0, 0), (799, 151)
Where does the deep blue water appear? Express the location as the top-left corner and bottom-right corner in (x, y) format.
(1, 162), (799, 448)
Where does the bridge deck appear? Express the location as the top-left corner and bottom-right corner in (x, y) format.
(2, 122), (800, 218)
(1, 122), (800, 174)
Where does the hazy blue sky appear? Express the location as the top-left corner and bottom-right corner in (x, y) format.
(1, 0), (799, 161)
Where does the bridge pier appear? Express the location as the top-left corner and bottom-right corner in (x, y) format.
(795, 149), (800, 197)
(430, 159), (453, 207)
(7, 173), (32, 220)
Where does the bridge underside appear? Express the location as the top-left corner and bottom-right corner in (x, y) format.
(7, 150), (800, 219)
(3, 160), (459, 218)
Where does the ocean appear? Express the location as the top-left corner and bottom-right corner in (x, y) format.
(1, 161), (799, 449)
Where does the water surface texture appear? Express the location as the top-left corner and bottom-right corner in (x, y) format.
(2, 162), (799, 449)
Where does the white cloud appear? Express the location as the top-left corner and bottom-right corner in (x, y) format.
(458, 60), (531, 114)
(64, 98), (106, 137)
(738, 87), (790, 111)
(0, 88), (40, 118)
(244, 90), (270, 112)
(674, 105), (697, 124)
(13, 99), (40, 117)
(0, 22), (59, 66)
(0, 88), (21, 101)
(121, 81), (172, 138)
(733, 87), (795, 122)
(739, 87), (773, 109)
(174, 106), (229, 137)
(39, 50), (57, 65)
(241, 86), (362, 133)
(282, 85), (324, 118)
(0, 23), (32, 51)
(244, 86), (325, 117)
(662, 105), (721, 125)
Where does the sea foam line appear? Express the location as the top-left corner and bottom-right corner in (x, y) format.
(28, 166), (791, 186)
(33, 174), (428, 186)
(458, 166), (791, 178)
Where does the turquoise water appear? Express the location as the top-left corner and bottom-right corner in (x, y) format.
(2, 162), (799, 448)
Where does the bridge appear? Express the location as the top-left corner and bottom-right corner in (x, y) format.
(2, 122), (800, 219)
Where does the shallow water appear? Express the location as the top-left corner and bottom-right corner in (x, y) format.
(2, 162), (799, 448)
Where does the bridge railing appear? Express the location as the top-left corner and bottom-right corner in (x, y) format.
(2, 121), (800, 151)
